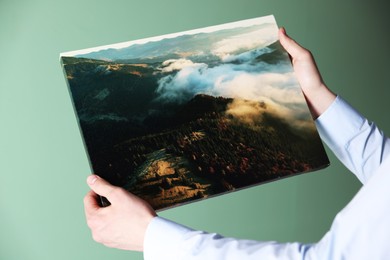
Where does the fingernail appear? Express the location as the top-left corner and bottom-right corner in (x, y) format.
(87, 175), (98, 185)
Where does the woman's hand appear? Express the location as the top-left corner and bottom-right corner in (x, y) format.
(279, 27), (336, 118)
(84, 175), (157, 251)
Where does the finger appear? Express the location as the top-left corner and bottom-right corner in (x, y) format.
(86, 175), (117, 200)
(84, 189), (100, 216)
(278, 27), (306, 59)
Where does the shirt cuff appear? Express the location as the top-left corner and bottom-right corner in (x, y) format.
(315, 96), (365, 153)
(144, 216), (194, 260)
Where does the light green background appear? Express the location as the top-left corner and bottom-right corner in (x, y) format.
(1, 0), (389, 259)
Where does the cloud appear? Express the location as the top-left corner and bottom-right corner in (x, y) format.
(221, 47), (273, 63)
(214, 72), (304, 104)
(159, 59), (205, 73)
(225, 99), (267, 127)
(155, 60), (209, 103)
(154, 50), (314, 130)
(225, 97), (315, 132)
(155, 56), (303, 105)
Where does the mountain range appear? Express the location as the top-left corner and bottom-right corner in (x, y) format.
(75, 23), (274, 62)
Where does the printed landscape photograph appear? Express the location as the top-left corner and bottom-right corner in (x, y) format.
(61, 15), (329, 210)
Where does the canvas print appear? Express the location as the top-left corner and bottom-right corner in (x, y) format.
(60, 15), (329, 210)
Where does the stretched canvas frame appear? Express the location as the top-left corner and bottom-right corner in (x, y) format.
(60, 15), (329, 210)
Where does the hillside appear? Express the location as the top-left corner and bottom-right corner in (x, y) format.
(88, 93), (328, 210)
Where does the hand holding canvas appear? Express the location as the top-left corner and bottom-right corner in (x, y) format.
(278, 27), (336, 118)
(83, 175), (157, 251)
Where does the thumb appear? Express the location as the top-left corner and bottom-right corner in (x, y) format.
(278, 27), (306, 59)
(87, 175), (116, 200)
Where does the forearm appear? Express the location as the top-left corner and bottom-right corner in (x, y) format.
(302, 82), (336, 119)
(144, 217), (317, 260)
(315, 96), (390, 183)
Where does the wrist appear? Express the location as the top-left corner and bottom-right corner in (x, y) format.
(303, 83), (336, 119)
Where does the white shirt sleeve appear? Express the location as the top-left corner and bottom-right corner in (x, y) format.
(310, 155), (390, 260)
(143, 95), (390, 260)
(315, 96), (390, 183)
(144, 216), (316, 260)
